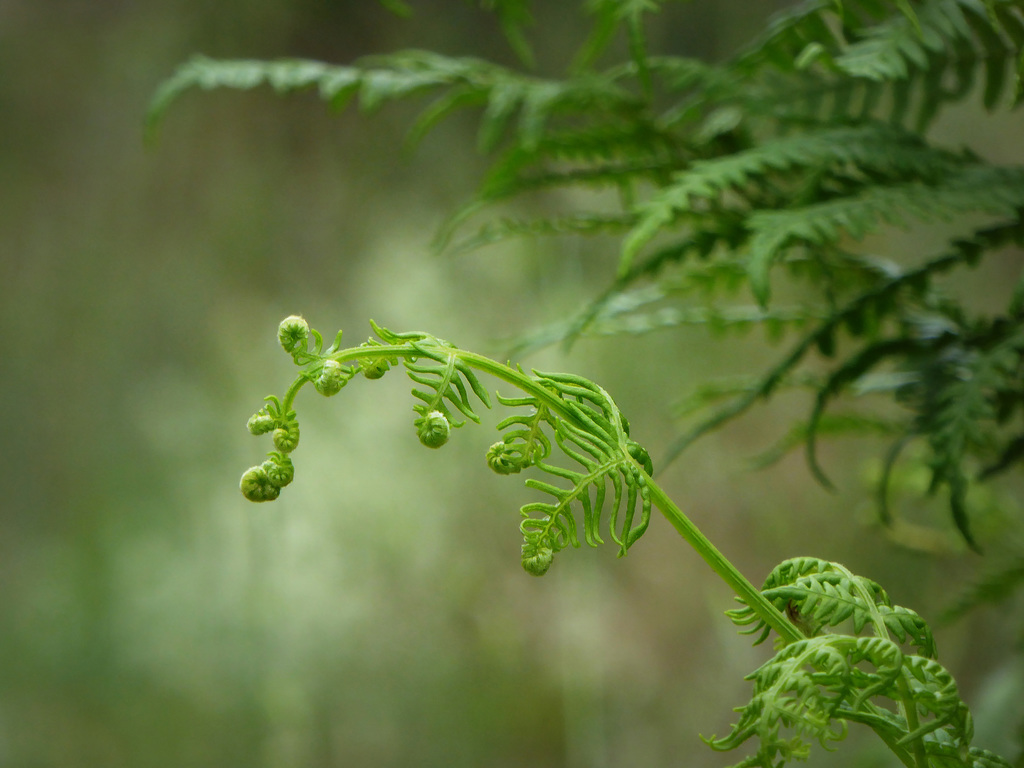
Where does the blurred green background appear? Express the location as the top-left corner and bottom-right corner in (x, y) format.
(3, 2), (1023, 766)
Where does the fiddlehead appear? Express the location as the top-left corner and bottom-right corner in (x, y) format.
(240, 317), (655, 575)
(416, 410), (451, 448)
(277, 314), (310, 354)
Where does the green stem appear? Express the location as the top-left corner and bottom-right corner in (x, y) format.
(281, 375), (307, 412)
(332, 344), (585, 424)
(644, 476), (805, 646)
(836, 707), (917, 768)
(895, 674), (930, 768)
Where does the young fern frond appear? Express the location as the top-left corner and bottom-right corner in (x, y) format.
(240, 317), (663, 578)
(515, 370), (652, 565)
(726, 557), (936, 656)
(235, 318), (1010, 767)
(146, 50), (643, 151)
(711, 557), (1009, 768)
(239, 317), (804, 636)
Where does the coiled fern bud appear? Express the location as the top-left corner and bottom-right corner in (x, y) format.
(278, 315), (310, 354)
(314, 359), (348, 397)
(521, 537), (554, 576)
(262, 452), (294, 488)
(240, 465), (281, 502)
(417, 410), (450, 448)
(356, 338), (397, 379)
(627, 439), (654, 476)
(247, 409), (276, 435)
(360, 356), (391, 379)
(486, 441), (524, 475)
(273, 421), (300, 452)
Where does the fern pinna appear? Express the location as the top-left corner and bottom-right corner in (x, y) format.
(149, 0), (1024, 549)
(239, 316), (1011, 768)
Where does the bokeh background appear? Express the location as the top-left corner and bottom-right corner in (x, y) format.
(3, 2), (1023, 766)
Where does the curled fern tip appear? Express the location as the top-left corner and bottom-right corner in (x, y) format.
(521, 537), (554, 576)
(240, 465), (282, 502)
(417, 410), (451, 448)
(261, 452), (294, 488)
(487, 441), (525, 474)
(278, 315), (310, 354)
(314, 359), (349, 396)
(273, 422), (300, 452)
(247, 409), (275, 435)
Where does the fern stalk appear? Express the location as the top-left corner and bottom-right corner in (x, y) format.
(643, 478), (804, 645)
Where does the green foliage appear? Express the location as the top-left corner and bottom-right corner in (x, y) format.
(713, 558), (1014, 768)
(152, 3), (1024, 766)
(149, 0), (1024, 549)
(239, 317), (654, 575)
(236, 317), (1011, 767)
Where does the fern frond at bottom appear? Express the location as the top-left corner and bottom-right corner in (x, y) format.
(713, 558), (1008, 768)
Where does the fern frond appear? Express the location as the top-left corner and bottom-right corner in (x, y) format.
(621, 123), (965, 272)
(746, 165), (1024, 305)
(147, 51), (642, 150)
(726, 557), (938, 657)
(517, 370), (652, 557)
(713, 557), (995, 767)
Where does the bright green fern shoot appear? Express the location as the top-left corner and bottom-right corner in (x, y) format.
(240, 315), (1011, 768)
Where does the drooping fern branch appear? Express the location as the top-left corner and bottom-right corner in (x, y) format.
(245, 316), (678, 582)
(239, 315), (1011, 768)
